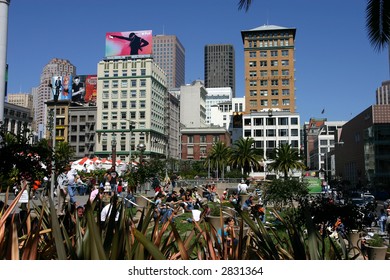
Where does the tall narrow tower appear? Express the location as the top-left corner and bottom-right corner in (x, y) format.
(152, 34), (185, 90)
(204, 44), (236, 97)
(241, 25), (296, 113)
(0, 0), (10, 123)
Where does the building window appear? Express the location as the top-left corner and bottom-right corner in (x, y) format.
(121, 80), (128, 88)
(260, 70), (267, 77)
(187, 146), (193, 155)
(244, 130), (251, 137)
(271, 89), (278, 95)
(281, 50), (288, 56)
(271, 50), (278, 57)
(279, 129), (288, 136)
(139, 100), (146, 108)
(141, 69), (146, 76)
(254, 129), (263, 137)
(291, 129), (299, 136)
(113, 70), (118, 77)
(103, 81), (109, 88)
(249, 51), (256, 57)
(140, 79), (146, 87)
(278, 117), (288, 125)
(271, 60), (278, 66)
(271, 70), (278, 76)
(249, 100), (257, 107)
(200, 135), (206, 143)
(188, 135), (193, 143)
(249, 61), (257, 67)
(130, 101), (136, 108)
(260, 90), (268, 96)
(131, 69), (137, 76)
(282, 79), (289, 86)
(121, 101), (127, 108)
(266, 129), (276, 137)
(260, 61), (267, 67)
(282, 89), (290, 96)
(281, 60), (289, 66)
(260, 51), (267, 57)
(271, 80), (278, 86)
(139, 111), (145, 119)
(254, 118), (263, 126)
(250, 90), (257, 96)
(103, 102), (109, 109)
(213, 136), (219, 142)
(271, 99), (278, 106)
(130, 90), (136, 97)
(261, 100), (268, 106)
(282, 99), (290, 106)
(140, 90), (146, 97)
(131, 80), (137, 87)
(282, 69), (289, 76)
(250, 80), (257, 86)
(260, 80), (268, 86)
(291, 117), (298, 125)
(249, 71), (257, 77)
(112, 80), (118, 88)
(112, 101), (118, 109)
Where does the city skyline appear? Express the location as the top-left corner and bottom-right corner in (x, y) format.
(5, 0), (389, 123)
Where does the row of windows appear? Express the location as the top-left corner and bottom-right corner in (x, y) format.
(247, 32), (291, 39)
(250, 89), (290, 96)
(103, 79), (147, 89)
(249, 99), (290, 107)
(244, 117), (299, 126)
(250, 50), (289, 57)
(243, 128), (299, 137)
(248, 39), (290, 48)
(249, 80), (290, 86)
(250, 69), (290, 77)
(104, 68), (146, 77)
(102, 100), (146, 110)
(186, 135), (220, 144)
(249, 60), (290, 67)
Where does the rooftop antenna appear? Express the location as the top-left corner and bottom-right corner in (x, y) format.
(266, 9), (269, 25)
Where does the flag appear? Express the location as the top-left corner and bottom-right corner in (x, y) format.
(321, 109), (325, 114)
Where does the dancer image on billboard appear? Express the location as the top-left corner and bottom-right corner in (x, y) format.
(71, 76), (85, 105)
(109, 32), (149, 55)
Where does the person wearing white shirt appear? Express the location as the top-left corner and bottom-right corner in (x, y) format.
(237, 179), (248, 194)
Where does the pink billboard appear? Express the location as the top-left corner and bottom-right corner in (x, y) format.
(105, 30), (152, 57)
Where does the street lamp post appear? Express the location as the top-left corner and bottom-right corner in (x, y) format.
(137, 143), (146, 192)
(48, 79), (60, 200)
(127, 120), (136, 170)
(111, 133), (117, 170)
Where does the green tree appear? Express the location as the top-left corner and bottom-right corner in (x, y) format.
(207, 141), (231, 178)
(54, 141), (75, 172)
(229, 137), (262, 176)
(0, 126), (52, 189)
(263, 178), (309, 209)
(366, 0), (390, 52)
(267, 143), (306, 179)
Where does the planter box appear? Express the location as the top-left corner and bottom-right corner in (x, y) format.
(366, 245), (388, 260)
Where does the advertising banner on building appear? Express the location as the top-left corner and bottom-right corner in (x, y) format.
(52, 75), (97, 106)
(51, 76), (69, 101)
(105, 30), (152, 58)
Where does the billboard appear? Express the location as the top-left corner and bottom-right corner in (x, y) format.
(105, 30), (152, 58)
(51, 76), (69, 101)
(51, 75), (97, 106)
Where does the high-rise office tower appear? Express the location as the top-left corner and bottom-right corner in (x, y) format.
(241, 25), (296, 113)
(153, 35), (185, 90)
(204, 44), (236, 97)
(35, 58), (76, 134)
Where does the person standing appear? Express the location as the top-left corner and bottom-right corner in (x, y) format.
(237, 179), (248, 194)
(57, 166), (69, 216)
(71, 76), (85, 105)
(66, 167), (77, 206)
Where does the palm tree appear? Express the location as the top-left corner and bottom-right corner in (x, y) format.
(366, 0), (390, 52)
(238, 0), (390, 52)
(267, 143), (306, 179)
(207, 141), (230, 179)
(229, 137), (262, 175)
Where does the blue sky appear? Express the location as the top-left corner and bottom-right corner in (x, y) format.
(5, 0), (389, 124)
